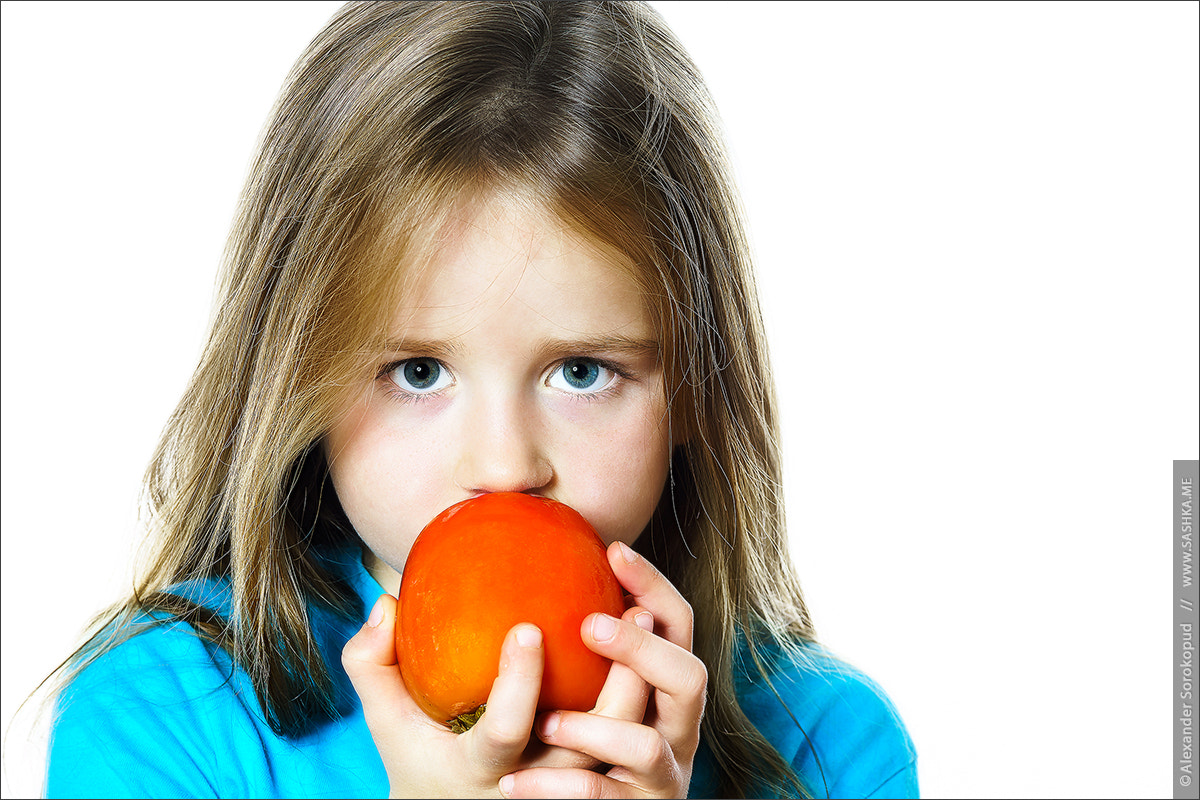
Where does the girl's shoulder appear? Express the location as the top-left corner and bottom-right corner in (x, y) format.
(734, 635), (919, 799)
(46, 557), (386, 798)
(47, 578), (263, 796)
(56, 575), (240, 700)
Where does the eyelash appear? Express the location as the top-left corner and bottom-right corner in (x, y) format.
(375, 357), (633, 404)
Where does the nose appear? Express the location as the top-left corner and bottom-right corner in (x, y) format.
(453, 389), (553, 496)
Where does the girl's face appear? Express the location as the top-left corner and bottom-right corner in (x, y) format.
(324, 193), (673, 593)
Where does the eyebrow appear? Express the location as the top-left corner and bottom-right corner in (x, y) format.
(380, 337), (464, 359)
(380, 334), (659, 359)
(534, 334), (660, 360)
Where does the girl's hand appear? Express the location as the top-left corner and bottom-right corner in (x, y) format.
(499, 542), (708, 799)
(342, 592), (654, 798)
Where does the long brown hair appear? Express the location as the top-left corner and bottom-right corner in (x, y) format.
(58, 3), (817, 796)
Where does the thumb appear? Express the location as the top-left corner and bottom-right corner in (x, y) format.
(342, 593), (416, 730)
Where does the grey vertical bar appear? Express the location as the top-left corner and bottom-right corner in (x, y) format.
(1177, 460), (1199, 799)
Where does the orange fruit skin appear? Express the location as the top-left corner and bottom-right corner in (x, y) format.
(396, 492), (626, 725)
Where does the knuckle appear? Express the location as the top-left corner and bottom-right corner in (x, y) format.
(627, 622), (655, 659)
(579, 769), (607, 799)
(506, 648), (543, 681)
(630, 727), (671, 773)
(480, 717), (526, 756)
(679, 654), (708, 697)
(679, 597), (695, 629)
(339, 645), (363, 676)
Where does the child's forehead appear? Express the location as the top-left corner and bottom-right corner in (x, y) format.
(434, 190), (577, 256)
(379, 189), (652, 347)
(406, 188), (638, 287)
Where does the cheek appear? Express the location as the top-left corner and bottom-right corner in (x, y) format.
(559, 400), (673, 547)
(324, 402), (452, 570)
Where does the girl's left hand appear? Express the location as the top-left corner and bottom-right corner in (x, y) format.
(499, 541), (707, 799)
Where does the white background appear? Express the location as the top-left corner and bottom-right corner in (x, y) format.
(2, 2), (1196, 797)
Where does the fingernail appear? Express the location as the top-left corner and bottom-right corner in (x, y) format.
(499, 774), (515, 797)
(538, 711), (561, 738)
(618, 541), (638, 564)
(634, 610), (654, 631)
(516, 625), (542, 649)
(366, 596), (384, 628)
(591, 613), (617, 643)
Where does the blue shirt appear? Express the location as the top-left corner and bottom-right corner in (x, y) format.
(47, 548), (917, 798)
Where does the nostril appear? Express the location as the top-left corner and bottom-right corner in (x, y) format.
(452, 461), (554, 497)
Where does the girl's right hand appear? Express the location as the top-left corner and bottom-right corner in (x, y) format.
(342, 593), (652, 798)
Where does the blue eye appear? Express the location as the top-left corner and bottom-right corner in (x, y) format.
(389, 358), (452, 394)
(548, 358), (616, 394)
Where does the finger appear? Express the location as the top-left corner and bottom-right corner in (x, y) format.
(342, 594), (429, 744)
(520, 607), (652, 773)
(500, 767), (623, 800)
(608, 541), (693, 651)
(582, 611), (707, 752)
(518, 606), (654, 772)
(590, 606), (653, 723)
(533, 711), (680, 795)
(466, 623), (544, 771)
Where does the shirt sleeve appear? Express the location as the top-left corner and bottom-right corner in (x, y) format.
(46, 620), (269, 798)
(737, 644), (919, 799)
(796, 655), (919, 799)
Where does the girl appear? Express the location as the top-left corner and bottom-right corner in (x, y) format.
(45, 2), (917, 797)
